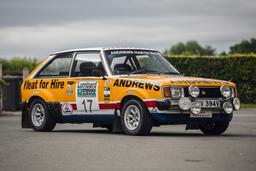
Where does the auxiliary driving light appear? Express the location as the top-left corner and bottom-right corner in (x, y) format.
(220, 86), (231, 98)
(233, 98), (240, 111)
(179, 97), (191, 110)
(188, 85), (200, 97)
(190, 101), (201, 115)
(223, 101), (233, 114)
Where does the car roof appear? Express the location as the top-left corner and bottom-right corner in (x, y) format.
(51, 47), (158, 55)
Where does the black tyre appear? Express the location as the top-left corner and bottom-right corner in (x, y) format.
(29, 98), (56, 132)
(121, 99), (153, 135)
(199, 122), (229, 135)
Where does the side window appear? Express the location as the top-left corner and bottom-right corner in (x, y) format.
(71, 53), (106, 77)
(36, 54), (72, 78)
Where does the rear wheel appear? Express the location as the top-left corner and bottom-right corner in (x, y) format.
(121, 99), (153, 135)
(29, 98), (56, 132)
(199, 122), (229, 135)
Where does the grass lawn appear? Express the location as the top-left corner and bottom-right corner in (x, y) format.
(241, 104), (256, 108)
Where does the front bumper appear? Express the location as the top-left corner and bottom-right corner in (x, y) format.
(153, 98), (234, 124)
(152, 113), (233, 125)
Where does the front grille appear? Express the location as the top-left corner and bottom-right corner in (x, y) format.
(184, 87), (221, 98)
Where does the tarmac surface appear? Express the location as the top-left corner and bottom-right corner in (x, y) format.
(0, 108), (256, 171)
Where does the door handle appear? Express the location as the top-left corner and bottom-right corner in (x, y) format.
(67, 81), (75, 85)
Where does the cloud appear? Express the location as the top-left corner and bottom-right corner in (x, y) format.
(0, 0), (255, 58)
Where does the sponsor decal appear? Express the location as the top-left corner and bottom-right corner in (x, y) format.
(126, 90), (136, 95)
(104, 87), (110, 101)
(23, 79), (65, 90)
(104, 80), (111, 86)
(76, 80), (99, 113)
(32, 91), (40, 95)
(67, 86), (73, 96)
(61, 103), (73, 115)
(110, 50), (158, 55)
(151, 107), (158, 113)
(113, 79), (160, 91)
(169, 80), (223, 84)
(77, 81), (97, 97)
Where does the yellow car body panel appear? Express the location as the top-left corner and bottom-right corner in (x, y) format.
(21, 75), (235, 104)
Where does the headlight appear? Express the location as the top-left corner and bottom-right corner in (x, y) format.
(223, 101), (233, 114)
(179, 97), (191, 110)
(188, 85), (200, 97)
(233, 98), (240, 111)
(190, 101), (201, 114)
(170, 87), (183, 99)
(220, 86), (231, 98)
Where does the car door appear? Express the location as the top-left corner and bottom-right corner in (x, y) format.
(65, 51), (108, 115)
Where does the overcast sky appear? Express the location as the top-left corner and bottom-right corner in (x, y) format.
(0, 0), (255, 58)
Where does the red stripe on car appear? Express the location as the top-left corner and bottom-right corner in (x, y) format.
(98, 100), (156, 110)
(99, 103), (120, 110)
(144, 101), (157, 107)
(71, 104), (77, 110)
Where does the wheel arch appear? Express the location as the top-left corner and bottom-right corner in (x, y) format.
(119, 95), (145, 111)
(28, 96), (46, 106)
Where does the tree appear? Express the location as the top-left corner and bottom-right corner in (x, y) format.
(229, 38), (256, 54)
(165, 40), (215, 56)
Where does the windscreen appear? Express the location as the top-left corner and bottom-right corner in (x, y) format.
(104, 50), (180, 75)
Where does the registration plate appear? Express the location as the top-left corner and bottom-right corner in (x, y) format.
(190, 111), (212, 118)
(197, 99), (220, 108)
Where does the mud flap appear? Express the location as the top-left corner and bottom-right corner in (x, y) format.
(112, 111), (123, 133)
(21, 103), (31, 128)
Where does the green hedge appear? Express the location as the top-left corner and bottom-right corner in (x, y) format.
(166, 56), (256, 104)
(0, 58), (37, 75)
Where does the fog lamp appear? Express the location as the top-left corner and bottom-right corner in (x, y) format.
(223, 101), (233, 114)
(233, 98), (240, 111)
(188, 85), (200, 97)
(190, 101), (201, 115)
(179, 97), (191, 110)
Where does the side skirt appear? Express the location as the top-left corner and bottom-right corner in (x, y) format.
(62, 114), (114, 124)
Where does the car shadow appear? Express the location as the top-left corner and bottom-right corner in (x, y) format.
(149, 132), (256, 138)
(41, 129), (256, 138)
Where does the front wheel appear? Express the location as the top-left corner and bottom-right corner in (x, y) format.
(29, 98), (56, 132)
(199, 122), (229, 135)
(121, 99), (153, 136)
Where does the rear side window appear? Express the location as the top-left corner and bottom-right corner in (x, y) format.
(36, 54), (72, 78)
(71, 53), (106, 77)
